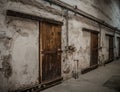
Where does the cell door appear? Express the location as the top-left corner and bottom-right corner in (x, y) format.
(118, 38), (120, 57)
(90, 32), (98, 66)
(109, 36), (114, 61)
(40, 21), (62, 84)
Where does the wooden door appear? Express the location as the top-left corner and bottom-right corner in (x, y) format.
(40, 22), (62, 84)
(118, 38), (120, 57)
(109, 36), (114, 61)
(90, 33), (98, 66)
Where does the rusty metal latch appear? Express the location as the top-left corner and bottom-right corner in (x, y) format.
(73, 60), (79, 79)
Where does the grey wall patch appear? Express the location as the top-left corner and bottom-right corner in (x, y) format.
(2, 54), (12, 78)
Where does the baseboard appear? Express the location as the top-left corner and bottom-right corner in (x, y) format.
(81, 64), (98, 74)
(105, 59), (113, 64)
(14, 77), (63, 92)
(36, 77), (63, 91)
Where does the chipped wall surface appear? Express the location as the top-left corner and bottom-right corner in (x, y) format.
(8, 18), (39, 90)
(0, 0), (120, 91)
(0, 16), (39, 91)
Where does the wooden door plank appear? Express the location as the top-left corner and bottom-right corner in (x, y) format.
(40, 21), (62, 84)
(109, 36), (114, 61)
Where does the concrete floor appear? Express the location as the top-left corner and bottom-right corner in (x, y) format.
(42, 59), (120, 92)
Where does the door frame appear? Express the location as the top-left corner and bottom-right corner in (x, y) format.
(39, 21), (63, 85)
(105, 34), (114, 63)
(117, 37), (120, 58)
(81, 28), (99, 74)
(90, 32), (99, 66)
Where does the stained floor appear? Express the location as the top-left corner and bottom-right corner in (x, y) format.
(104, 75), (120, 91)
(41, 59), (120, 92)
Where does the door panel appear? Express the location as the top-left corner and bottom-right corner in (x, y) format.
(90, 33), (98, 66)
(109, 36), (114, 61)
(118, 38), (120, 57)
(40, 22), (61, 83)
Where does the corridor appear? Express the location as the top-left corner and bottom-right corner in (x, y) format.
(42, 60), (120, 92)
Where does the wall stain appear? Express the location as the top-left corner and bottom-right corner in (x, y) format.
(99, 54), (105, 65)
(0, 32), (12, 50)
(63, 65), (70, 74)
(2, 54), (12, 78)
(0, 34), (6, 39)
(22, 64), (28, 75)
(16, 29), (29, 37)
(4, 37), (12, 50)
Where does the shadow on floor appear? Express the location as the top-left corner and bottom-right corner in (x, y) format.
(103, 75), (120, 92)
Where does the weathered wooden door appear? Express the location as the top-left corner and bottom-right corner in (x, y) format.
(109, 36), (114, 61)
(118, 38), (120, 57)
(90, 33), (98, 66)
(40, 21), (62, 84)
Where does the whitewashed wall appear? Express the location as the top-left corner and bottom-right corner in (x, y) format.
(0, 0), (120, 91)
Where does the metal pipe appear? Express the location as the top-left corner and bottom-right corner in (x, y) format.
(99, 24), (102, 48)
(44, 0), (119, 32)
(98, 24), (104, 65)
(65, 10), (69, 46)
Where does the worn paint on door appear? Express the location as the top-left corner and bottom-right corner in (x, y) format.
(90, 32), (98, 66)
(40, 21), (62, 84)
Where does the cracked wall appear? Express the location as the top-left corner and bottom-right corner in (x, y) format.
(0, 0), (120, 91)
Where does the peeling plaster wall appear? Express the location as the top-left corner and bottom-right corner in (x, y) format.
(0, 1), (40, 91)
(0, 0), (120, 91)
(0, 17), (39, 91)
(62, 15), (101, 79)
(7, 18), (39, 91)
(0, 0), (65, 91)
(0, 0), (10, 92)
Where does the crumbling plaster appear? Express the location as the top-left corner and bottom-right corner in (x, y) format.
(0, 0), (120, 91)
